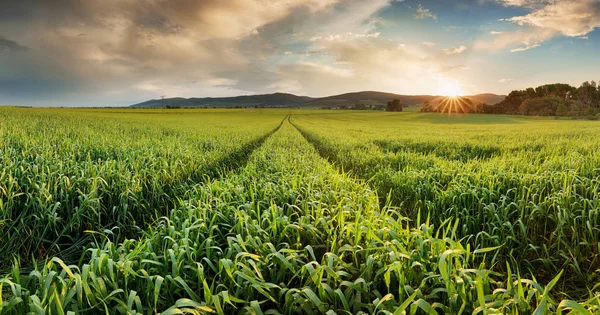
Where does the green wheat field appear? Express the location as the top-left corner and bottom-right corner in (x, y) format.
(1, 107), (599, 314)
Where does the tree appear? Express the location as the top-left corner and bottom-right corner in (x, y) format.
(421, 101), (432, 112)
(586, 106), (598, 118)
(473, 102), (485, 113)
(495, 90), (528, 114)
(555, 101), (569, 116)
(386, 99), (403, 112)
(519, 96), (563, 116)
(577, 81), (600, 111)
(485, 81), (600, 116)
(354, 103), (367, 110)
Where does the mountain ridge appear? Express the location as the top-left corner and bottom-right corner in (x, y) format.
(130, 91), (506, 108)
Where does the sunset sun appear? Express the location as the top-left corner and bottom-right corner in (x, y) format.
(439, 79), (464, 98)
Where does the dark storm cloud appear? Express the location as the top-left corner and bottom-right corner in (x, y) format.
(0, 36), (29, 52)
(0, 0), (408, 104)
(0, 0), (343, 105)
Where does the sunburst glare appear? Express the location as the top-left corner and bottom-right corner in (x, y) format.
(439, 79), (464, 97)
(437, 96), (473, 114)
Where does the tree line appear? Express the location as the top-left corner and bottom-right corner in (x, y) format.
(327, 99), (404, 111)
(481, 81), (600, 118)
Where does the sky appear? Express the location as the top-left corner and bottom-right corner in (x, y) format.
(1, 0), (599, 106)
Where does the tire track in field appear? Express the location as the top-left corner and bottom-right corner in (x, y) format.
(288, 115), (388, 203)
(288, 114), (348, 171)
(203, 114), (289, 178)
(116, 114), (289, 221)
(140, 114), (289, 217)
(288, 115), (396, 210)
(119, 114), (289, 222)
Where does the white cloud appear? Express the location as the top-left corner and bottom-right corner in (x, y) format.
(478, 0), (600, 52)
(301, 0), (390, 41)
(414, 5), (437, 20)
(496, 0), (549, 8)
(443, 45), (467, 55)
(498, 78), (514, 83)
(422, 41), (437, 47)
(437, 65), (471, 73)
(203, 78), (239, 86)
(272, 37), (450, 96)
(310, 32), (380, 42)
(510, 42), (541, 52)
(266, 80), (304, 94)
(490, 31), (504, 35)
(475, 25), (556, 52)
(508, 0), (600, 37)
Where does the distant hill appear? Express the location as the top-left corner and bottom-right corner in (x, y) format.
(131, 93), (313, 108)
(300, 91), (433, 108)
(130, 91), (505, 108)
(465, 93), (506, 105)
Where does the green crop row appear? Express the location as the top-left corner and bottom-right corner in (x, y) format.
(290, 111), (600, 301)
(0, 108), (284, 268)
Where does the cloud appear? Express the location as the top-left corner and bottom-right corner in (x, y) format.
(507, 0), (600, 37)
(414, 5), (437, 20)
(0, 0), (346, 105)
(498, 78), (514, 83)
(490, 31), (503, 35)
(268, 33), (462, 96)
(495, 0), (549, 8)
(474, 27), (555, 52)
(0, 0), (492, 105)
(443, 45), (467, 55)
(230, 0), (392, 93)
(266, 80), (304, 94)
(510, 42), (541, 52)
(0, 36), (29, 52)
(298, 0), (391, 40)
(310, 32), (380, 42)
(437, 65), (471, 73)
(203, 78), (239, 86)
(477, 0), (600, 52)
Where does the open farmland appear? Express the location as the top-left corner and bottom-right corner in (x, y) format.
(1, 108), (599, 314)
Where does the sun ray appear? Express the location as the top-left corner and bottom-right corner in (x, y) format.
(434, 96), (473, 115)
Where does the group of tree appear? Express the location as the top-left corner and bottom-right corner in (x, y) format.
(335, 103), (386, 110)
(386, 99), (403, 112)
(336, 99), (403, 111)
(481, 81), (600, 117)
